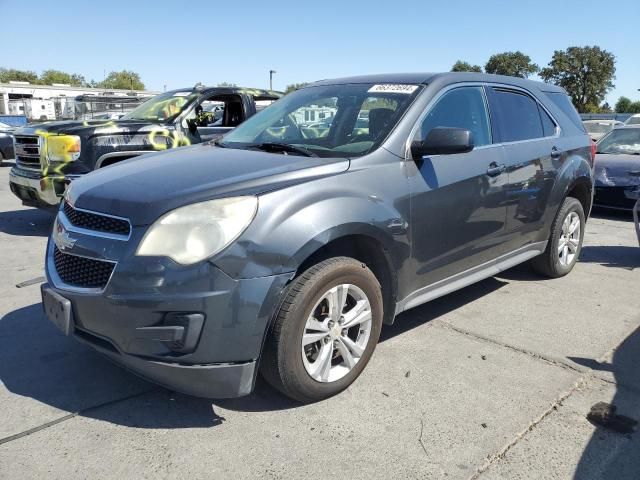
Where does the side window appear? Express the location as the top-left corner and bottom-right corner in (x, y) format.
(417, 87), (491, 147)
(491, 89), (543, 142)
(539, 105), (557, 137)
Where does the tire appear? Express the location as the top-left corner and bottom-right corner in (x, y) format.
(531, 196), (585, 278)
(261, 257), (383, 403)
(0, 152), (4, 166)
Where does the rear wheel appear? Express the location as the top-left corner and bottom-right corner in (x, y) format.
(531, 197), (585, 278)
(261, 257), (383, 403)
(0, 152), (4, 166)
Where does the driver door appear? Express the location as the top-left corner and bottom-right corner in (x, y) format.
(407, 85), (510, 291)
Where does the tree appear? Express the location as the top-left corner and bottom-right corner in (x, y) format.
(285, 82), (309, 94)
(615, 96), (633, 113)
(539, 46), (615, 112)
(96, 70), (145, 90)
(629, 102), (640, 114)
(451, 61), (482, 73)
(0, 67), (39, 84)
(484, 51), (539, 78)
(600, 102), (612, 114)
(217, 82), (237, 87)
(40, 69), (86, 86)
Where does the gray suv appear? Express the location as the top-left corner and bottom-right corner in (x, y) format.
(41, 73), (594, 403)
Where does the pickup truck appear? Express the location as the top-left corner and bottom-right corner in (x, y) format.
(9, 86), (281, 209)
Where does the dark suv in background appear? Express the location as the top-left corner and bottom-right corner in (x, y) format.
(41, 73), (594, 403)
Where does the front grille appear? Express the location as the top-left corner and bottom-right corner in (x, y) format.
(14, 135), (41, 170)
(594, 187), (637, 210)
(63, 201), (131, 236)
(53, 246), (115, 289)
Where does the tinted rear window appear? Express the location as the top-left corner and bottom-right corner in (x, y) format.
(546, 92), (585, 131)
(491, 89), (543, 142)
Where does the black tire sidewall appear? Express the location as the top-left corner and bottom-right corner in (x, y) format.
(275, 259), (383, 402)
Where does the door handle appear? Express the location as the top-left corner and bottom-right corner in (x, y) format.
(550, 146), (561, 159)
(486, 162), (506, 177)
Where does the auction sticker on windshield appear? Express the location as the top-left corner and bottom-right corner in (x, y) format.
(368, 84), (419, 94)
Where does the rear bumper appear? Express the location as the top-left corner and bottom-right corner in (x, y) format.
(9, 167), (61, 208)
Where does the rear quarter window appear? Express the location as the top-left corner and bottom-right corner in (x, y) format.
(545, 92), (585, 132)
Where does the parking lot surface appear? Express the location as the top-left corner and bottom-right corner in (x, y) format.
(1, 161), (638, 479)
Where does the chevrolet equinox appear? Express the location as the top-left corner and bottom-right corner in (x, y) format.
(41, 73), (594, 403)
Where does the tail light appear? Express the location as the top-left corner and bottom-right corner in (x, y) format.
(590, 140), (597, 167)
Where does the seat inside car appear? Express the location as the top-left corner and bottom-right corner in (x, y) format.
(224, 102), (243, 127)
(366, 108), (395, 140)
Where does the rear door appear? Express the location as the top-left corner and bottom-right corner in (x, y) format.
(408, 85), (510, 290)
(486, 87), (560, 250)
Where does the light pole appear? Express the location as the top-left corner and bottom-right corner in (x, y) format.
(269, 70), (276, 90)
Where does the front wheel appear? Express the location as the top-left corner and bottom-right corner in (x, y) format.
(261, 257), (383, 403)
(531, 196), (585, 278)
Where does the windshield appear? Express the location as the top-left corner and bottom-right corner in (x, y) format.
(597, 129), (640, 154)
(584, 122), (615, 135)
(220, 83), (422, 158)
(122, 90), (199, 122)
(626, 116), (640, 126)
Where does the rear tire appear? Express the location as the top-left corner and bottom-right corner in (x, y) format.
(531, 197), (585, 278)
(261, 257), (383, 403)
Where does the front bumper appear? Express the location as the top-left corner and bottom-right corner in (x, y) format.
(9, 167), (63, 208)
(43, 227), (292, 397)
(593, 185), (640, 211)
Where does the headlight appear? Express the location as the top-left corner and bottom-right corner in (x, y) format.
(136, 196), (258, 265)
(46, 135), (81, 162)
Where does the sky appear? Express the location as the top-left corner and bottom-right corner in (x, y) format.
(0, 0), (638, 104)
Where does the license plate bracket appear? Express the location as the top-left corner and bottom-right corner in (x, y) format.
(41, 285), (73, 336)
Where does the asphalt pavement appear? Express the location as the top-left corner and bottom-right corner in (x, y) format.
(0, 161), (638, 479)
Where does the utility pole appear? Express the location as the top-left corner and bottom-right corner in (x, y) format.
(269, 70), (276, 90)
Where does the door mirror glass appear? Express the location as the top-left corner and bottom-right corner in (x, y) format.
(411, 127), (474, 158)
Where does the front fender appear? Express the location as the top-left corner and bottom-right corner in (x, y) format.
(213, 162), (411, 280)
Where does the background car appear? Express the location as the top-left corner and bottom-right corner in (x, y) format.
(593, 125), (640, 210)
(583, 119), (623, 141)
(624, 113), (640, 126)
(0, 121), (15, 166)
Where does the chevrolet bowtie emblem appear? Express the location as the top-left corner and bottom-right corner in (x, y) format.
(54, 221), (77, 251)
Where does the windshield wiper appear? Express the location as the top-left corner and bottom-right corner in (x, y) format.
(247, 142), (318, 157)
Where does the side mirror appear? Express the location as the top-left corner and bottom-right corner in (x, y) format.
(411, 127), (474, 158)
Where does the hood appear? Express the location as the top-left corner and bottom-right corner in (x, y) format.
(594, 153), (640, 187)
(15, 119), (158, 137)
(67, 143), (350, 225)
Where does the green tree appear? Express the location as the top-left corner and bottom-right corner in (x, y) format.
(615, 96), (633, 113)
(629, 102), (640, 114)
(40, 69), (86, 86)
(485, 51), (539, 78)
(96, 70), (145, 90)
(217, 82), (237, 87)
(451, 61), (482, 73)
(0, 67), (39, 84)
(600, 102), (612, 114)
(285, 82), (309, 94)
(539, 46), (615, 112)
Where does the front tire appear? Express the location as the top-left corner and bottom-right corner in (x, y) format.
(261, 257), (383, 403)
(531, 197), (585, 278)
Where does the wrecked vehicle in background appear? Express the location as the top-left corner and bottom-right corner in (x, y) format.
(593, 125), (640, 211)
(9, 86), (281, 209)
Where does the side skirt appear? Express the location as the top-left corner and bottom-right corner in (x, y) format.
(395, 241), (547, 315)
